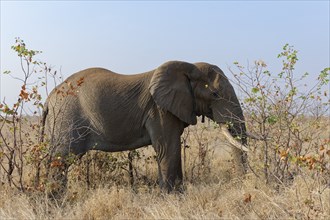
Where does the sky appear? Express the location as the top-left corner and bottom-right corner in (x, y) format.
(1, 1), (329, 105)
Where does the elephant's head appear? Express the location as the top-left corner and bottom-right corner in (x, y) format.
(149, 61), (248, 172)
(193, 62), (247, 143)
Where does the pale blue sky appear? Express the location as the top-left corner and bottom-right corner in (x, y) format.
(1, 1), (329, 104)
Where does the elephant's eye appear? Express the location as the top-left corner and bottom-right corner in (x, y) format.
(212, 92), (219, 98)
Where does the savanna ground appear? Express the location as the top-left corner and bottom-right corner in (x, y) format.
(0, 120), (329, 219)
(0, 40), (329, 219)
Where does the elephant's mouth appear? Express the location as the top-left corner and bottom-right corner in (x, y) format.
(219, 124), (249, 152)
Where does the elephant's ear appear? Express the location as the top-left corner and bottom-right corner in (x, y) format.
(149, 61), (198, 125)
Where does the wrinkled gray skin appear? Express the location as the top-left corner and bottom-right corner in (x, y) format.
(43, 61), (247, 193)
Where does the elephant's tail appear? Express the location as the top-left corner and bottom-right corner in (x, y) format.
(40, 100), (49, 143)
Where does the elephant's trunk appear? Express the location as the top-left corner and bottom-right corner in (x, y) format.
(211, 102), (249, 173)
(211, 101), (247, 146)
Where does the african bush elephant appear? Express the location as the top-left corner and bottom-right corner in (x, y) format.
(42, 61), (248, 193)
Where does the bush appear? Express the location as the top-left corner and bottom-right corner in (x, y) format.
(230, 44), (329, 186)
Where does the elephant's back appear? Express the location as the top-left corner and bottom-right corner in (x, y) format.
(65, 67), (119, 82)
(64, 67), (153, 87)
(44, 68), (115, 127)
(47, 67), (141, 103)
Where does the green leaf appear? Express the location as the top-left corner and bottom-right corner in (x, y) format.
(3, 70), (11, 74)
(267, 115), (278, 125)
(263, 70), (271, 76)
(318, 67), (330, 85)
(244, 97), (256, 103)
(251, 87), (260, 93)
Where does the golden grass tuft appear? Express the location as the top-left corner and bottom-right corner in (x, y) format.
(1, 174), (329, 219)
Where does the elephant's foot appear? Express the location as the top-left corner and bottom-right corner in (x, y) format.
(46, 161), (69, 200)
(159, 177), (185, 194)
(174, 183), (185, 194)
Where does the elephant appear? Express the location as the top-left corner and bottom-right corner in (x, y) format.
(41, 61), (249, 193)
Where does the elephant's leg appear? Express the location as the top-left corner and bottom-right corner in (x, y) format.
(157, 144), (182, 192)
(175, 154), (185, 193)
(151, 145), (182, 192)
(146, 112), (185, 192)
(47, 128), (89, 198)
(47, 145), (71, 198)
(48, 145), (89, 198)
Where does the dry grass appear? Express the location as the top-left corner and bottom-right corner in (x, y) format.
(1, 175), (329, 219)
(1, 120), (329, 219)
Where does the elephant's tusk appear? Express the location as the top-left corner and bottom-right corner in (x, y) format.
(220, 125), (249, 152)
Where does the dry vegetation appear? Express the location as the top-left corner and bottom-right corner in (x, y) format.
(0, 120), (329, 219)
(1, 39), (329, 219)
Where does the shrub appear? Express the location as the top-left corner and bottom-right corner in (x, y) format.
(230, 44), (329, 186)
